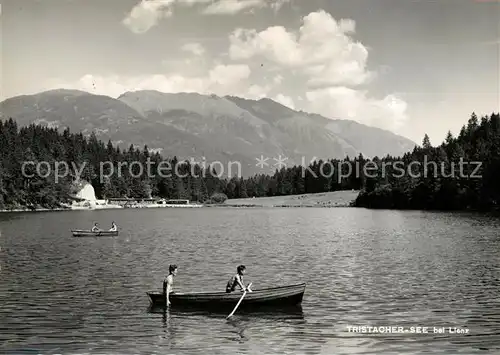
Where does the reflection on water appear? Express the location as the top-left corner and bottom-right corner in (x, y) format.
(0, 208), (499, 354)
(148, 304), (305, 320)
(227, 317), (248, 343)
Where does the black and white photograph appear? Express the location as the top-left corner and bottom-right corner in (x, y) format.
(0, 0), (499, 354)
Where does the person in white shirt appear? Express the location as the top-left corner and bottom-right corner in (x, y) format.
(109, 221), (117, 231)
(91, 223), (100, 232)
(163, 264), (178, 307)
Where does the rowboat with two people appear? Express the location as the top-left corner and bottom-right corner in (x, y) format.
(71, 221), (119, 237)
(147, 264), (306, 314)
(147, 283), (306, 311)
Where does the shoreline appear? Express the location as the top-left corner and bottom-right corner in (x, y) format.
(0, 203), (352, 213)
(0, 207), (72, 213)
(207, 203), (353, 208)
(0, 191), (360, 213)
(0, 204), (204, 213)
(222, 190), (360, 208)
(0, 204), (205, 213)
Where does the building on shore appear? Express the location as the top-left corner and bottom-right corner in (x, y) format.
(70, 180), (202, 209)
(106, 198), (201, 208)
(71, 182), (100, 209)
(71, 181), (119, 210)
(160, 199), (191, 205)
(106, 198), (158, 208)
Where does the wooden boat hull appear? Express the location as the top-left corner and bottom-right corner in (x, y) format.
(147, 283), (305, 311)
(71, 229), (118, 237)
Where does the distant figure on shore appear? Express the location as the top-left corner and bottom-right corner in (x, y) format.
(91, 223), (100, 232)
(226, 265), (252, 293)
(163, 264), (178, 307)
(109, 221), (117, 231)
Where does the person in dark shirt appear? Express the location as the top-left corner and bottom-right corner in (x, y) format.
(226, 265), (252, 293)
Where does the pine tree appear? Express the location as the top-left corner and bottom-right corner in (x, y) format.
(422, 134), (432, 149)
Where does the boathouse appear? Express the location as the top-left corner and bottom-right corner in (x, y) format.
(106, 198), (159, 207)
(158, 199), (190, 205)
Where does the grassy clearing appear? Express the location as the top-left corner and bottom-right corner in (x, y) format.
(223, 190), (359, 207)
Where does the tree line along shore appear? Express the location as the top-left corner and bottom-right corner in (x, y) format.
(0, 113), (498, 213)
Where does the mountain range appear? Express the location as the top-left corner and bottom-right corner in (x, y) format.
(0, 89), (417, 177)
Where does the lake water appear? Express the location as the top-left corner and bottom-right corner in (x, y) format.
(1, 207), (499, 354)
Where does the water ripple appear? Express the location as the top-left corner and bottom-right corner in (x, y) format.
(0, 208), (499, 354)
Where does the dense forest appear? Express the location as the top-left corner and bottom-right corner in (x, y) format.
(0, 118), (362, 210)
(0, 112), (499, 212)
(354, 113), (500, 211)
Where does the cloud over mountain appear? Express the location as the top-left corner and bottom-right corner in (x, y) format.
(95, 9), (409, 133)
(229, 10), (373, 88)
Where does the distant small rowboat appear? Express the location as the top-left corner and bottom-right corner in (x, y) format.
(71, 229), (119, 237)
(147, 283), (306, 311)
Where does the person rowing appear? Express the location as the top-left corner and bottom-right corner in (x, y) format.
(226, 265), (252, 293)
(109, 221), (117, 231)
(163, 264), (178, 307)
(91, 223), (100, 232)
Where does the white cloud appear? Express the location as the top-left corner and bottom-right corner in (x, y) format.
(228, 10), (373, 87)
(208, 64), (251, 86)
(181, 42), (205, 56)
(178, 0), (213, 4)
(203, 0), (266, 15)
(46, 74), (202, 98)
(123, 0), (176, 34)
(247, 84), (273, 99)
(305, 87), (409, 132)
(123, 0), (289, 33)
(123, 0), (214, 33)
(45, 63), (252, 98)
(224, 9), (409, 131)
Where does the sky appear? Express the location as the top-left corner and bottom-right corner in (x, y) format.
(1, 0), (499, 144)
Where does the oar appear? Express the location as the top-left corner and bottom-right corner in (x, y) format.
(227, 282), (252, 319)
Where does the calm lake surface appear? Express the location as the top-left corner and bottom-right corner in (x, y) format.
(1, 207), (499, 354)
